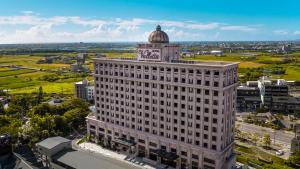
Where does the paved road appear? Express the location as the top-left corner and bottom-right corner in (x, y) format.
(72, 140), (144, 169)
(236, 121), (295, 146)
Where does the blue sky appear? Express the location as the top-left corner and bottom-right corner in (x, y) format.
(0, 0), (299, 43)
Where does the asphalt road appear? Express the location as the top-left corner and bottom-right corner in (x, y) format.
(236, 121), (295, 146)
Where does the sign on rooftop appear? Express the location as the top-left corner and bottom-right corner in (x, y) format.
(137, 48), (161, 61)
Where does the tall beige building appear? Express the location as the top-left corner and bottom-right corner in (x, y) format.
(87, 25), (238, 169)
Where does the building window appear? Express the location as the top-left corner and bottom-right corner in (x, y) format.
(192, 154), (199, 159)
(197, 80), (201, 85)
(205, 81), (210, 86)
(204, 157), (215, 164)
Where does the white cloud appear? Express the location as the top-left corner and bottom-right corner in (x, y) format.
(165, 28), (204, 40)
(21, 11), (35, 15)
(185, 22), (219, 30)
(220, 25), (257, 32)
(0, 13), (267, 43)
(294, 30), (300, 35)
(273, 30), (288, 35)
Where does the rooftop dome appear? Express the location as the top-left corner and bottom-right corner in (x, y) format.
(148, 25), (169, 43)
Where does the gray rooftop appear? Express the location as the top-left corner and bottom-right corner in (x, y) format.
(36, 136), (70, 150)
(53, 149), (140, 169)
(94, 57), (239, 67)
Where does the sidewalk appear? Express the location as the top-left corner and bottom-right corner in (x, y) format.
(75, 140), (155, 169)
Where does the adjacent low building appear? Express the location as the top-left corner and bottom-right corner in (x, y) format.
(237, 78), (300, 113)
(236, 86), (261, 112)
(74, 79), (94, 102)
(36, 136), (140, 169)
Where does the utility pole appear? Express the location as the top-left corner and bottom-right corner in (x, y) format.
(273, 130), (276, 144)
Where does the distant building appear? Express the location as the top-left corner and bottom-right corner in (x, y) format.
(246, 81), (258, 88)
(77, 53), (88, 64)
(281, 45), (292, 53)
(258, 78), (289, 112)
(70, 53), (89, 73)
(237, 78), (300, 113)
(70, 63), (89, 73)
(74, 79), (94, 102)
(210, 50), (223, 56)
(265, 96), (300, 113)
(181, 52), (194, 57)
(87, 86), (94, 101)
(237, 86), (261, 112)
(291, 124), (300, 154)
(95, 53), (106, 58)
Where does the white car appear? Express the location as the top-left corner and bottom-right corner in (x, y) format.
(276, 150), (284, 156)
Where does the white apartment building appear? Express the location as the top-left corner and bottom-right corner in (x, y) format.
(74, 79), (94, 102)
(87, 25), (239, 169)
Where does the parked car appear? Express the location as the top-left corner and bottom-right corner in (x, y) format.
(276, 150), (284, 156)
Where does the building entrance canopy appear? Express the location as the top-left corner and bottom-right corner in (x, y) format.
(154, 149), (179, 161)
(113, 138), (136, 147)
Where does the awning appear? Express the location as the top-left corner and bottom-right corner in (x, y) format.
(153, 149), (179, 161)
(113, 138), (136, 147)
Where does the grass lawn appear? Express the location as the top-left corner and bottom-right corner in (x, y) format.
(235, 144), (293, 169)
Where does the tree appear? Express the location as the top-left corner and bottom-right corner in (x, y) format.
(288, 150), (300, 166)
(63, 108), (88, 129)
(32, 103), (54, 116)
(9, 95), (33, 117)
(0, 115), (22, 140)
(262, 133), (271, 148)
(36, 86), (43, 104)
(0, 103), (4, 114)
(62, 97), (89, 111)
(5, 104), (22, 117)
(53, 115), (68, 134)
(251, 132), (260, 145)
(235, 124), (241, 137)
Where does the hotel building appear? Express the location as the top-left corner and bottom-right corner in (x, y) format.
(87, 25), (238, 169)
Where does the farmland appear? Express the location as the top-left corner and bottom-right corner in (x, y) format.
(0, 54), (89, 94)
(184, 52), (300, 81)
(0, 52), (135, 94)
(0, 51), (300, 94)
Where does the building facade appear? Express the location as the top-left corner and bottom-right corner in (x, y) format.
(291, 124), (300, 154)
(236, 86), (261, 112)
(87, 25), (239, 169)
(257, 78), (300, 113)
(74, 79), (94, 102)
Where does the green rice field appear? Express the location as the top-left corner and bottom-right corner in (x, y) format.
(0, 52), (299, 94)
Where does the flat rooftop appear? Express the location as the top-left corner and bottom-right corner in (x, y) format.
(94, 58), (239, 67)
(237, 86), (258, 90)
(53, 149), (141, 169)
(36, 136), (70, 150)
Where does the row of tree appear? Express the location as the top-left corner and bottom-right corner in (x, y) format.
(0, 89), (90, 146)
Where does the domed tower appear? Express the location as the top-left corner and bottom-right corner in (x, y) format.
(148, 25), (169, 43)
(137, 25), (180, 62)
